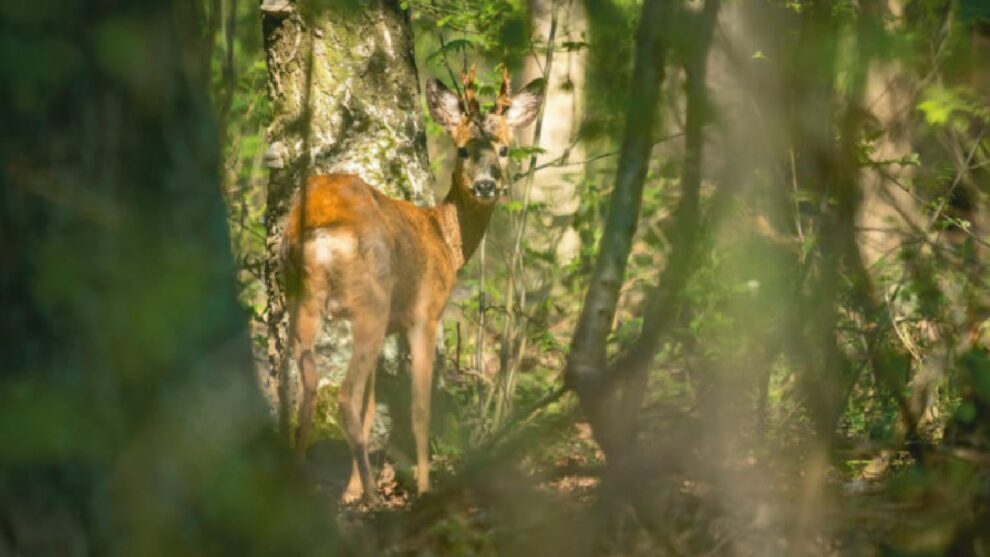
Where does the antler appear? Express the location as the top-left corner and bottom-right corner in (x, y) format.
(461, 65), (481, 117)
(493, 66), (512, 115)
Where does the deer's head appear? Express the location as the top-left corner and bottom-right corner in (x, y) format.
(426, 67), (545, 201)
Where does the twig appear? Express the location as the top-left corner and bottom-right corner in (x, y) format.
(480, 382), (569, 449)
(925, 127), (986, 235)
(431, 1), (463, 98)
(511, 132), (686, 183)
(492, 0), (559, 427)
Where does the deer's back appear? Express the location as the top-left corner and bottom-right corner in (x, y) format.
(283, 174), (456, 331)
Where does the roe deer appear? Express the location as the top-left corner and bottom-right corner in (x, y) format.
(283, 68), (544, 503)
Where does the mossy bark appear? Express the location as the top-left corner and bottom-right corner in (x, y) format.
(261, 0), (433, 433)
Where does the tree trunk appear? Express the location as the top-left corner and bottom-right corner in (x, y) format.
(522, 0), (586, 263)
(261, 1), (433, 436)
(0, 0), (333, 553)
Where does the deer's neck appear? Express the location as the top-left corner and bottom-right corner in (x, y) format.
(433, 175), (496, 270)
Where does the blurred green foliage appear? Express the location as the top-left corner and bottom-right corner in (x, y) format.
(3, 0), (989, 553)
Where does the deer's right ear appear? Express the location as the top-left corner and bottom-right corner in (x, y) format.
(426, 79), (464, 130)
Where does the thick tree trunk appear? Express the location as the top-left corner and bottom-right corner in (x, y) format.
(261, 1), (433, 435)
(0, 0), (333, 553)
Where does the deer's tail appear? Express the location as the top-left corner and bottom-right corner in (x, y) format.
(280, 213), (304, 302)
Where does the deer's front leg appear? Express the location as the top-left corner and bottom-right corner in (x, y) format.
(408, 320), (438, 494)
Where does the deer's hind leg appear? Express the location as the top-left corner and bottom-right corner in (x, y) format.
(344, 367), (377, 498)
(339, 308), (388, 504)
(289, 268), (330, 460)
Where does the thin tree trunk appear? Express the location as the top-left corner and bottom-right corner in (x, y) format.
(613, 0), (722, 452)
(564, 0), (672, 455)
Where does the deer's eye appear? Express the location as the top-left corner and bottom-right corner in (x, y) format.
(457, 147), (469, 159)
(498, 146), (509, 157)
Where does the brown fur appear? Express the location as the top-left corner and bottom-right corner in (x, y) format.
(283, 71), (543, 504)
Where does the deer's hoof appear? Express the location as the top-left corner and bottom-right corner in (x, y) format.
(341, 486), (363, 505)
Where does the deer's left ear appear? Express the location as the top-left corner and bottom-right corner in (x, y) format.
(504, 78), (545, 128)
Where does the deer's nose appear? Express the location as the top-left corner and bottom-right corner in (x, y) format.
(473, 179), (498, 198)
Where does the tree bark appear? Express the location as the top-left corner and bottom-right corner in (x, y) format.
(261, 0), (433, 433)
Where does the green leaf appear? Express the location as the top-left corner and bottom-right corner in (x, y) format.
(917, 85), (983, 127)
(426, 38), (477, 64)
(509, 145), (545, 159)
(561, 41), (589, 51)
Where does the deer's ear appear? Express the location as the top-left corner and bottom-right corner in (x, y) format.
(426, 79), (464, 130)
(504, 78), (545, 128)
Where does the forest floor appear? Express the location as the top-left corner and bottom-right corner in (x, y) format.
(295, 416), (988, 556)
